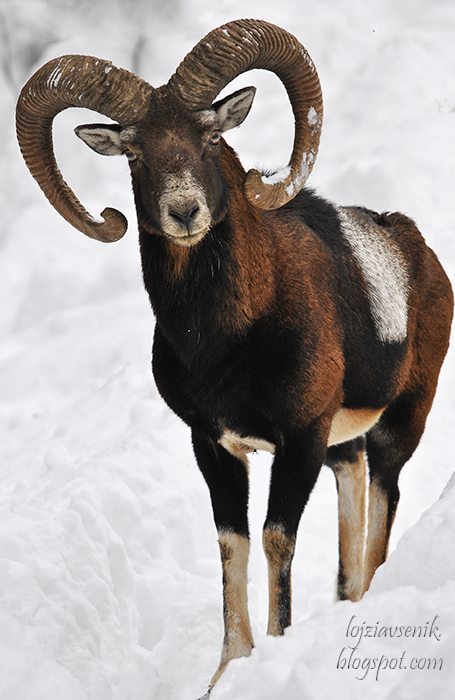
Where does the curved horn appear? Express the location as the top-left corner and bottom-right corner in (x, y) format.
(16, 55), (154, 242)
(167, 19), (323, 210)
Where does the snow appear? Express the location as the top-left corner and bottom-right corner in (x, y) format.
(261, 165), (291, 185)
(307, 106), (319, 126)
(1, 1), (455, 699)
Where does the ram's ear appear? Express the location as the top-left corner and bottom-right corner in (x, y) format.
(75, 123), (123, 156)
(212, 86), (256, 132)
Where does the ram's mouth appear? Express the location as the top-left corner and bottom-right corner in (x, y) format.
(165, 229), (208, 247)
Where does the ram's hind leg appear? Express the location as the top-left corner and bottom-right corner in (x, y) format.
(362, 389), (438, 595)
(191, 429), (254, 688)
(326, 437), (366, 601)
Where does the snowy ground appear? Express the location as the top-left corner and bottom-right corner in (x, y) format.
(1, 1), (454, 698)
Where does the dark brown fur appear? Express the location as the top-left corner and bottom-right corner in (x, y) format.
(78, 101), (453, 691)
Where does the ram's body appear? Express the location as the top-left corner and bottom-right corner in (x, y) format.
(16, 19), (453, 693)
(144, 151), (441, 461)
(140, 140), (452, 668)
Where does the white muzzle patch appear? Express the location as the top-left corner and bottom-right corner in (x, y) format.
(159, 171), (212, 246)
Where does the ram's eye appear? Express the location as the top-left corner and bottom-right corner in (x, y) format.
(208, 131), (221, 145)
(124, 150), (137, 163)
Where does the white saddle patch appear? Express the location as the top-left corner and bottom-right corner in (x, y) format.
(336, 207), (409, 343)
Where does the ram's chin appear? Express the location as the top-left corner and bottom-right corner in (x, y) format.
(165, 229), (208, 247)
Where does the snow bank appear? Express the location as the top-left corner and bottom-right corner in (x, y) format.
(1, 1), (454, 698)
(212, 477), (455, 700)
(370, 474), (455, 594)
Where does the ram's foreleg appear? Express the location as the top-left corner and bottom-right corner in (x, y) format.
(263, 424), (328, 636)
(192, 429), (254, 688)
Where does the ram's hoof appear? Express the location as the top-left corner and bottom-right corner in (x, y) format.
(197, 688), (211, 700)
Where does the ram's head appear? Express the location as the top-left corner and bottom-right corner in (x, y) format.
(16, 19), (323, 244)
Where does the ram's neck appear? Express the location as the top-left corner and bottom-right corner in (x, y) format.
(139, 141), (276, 363)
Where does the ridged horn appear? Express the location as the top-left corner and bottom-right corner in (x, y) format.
(167, 19), (323, 210)
(16, 55), (154, 242)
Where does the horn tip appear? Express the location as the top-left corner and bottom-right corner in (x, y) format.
(97, 207), (128, 242)
(244, 169), (286, 211)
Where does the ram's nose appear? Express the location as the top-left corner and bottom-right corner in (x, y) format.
(168, 204), (200, 232)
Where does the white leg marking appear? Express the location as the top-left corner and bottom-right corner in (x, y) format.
(263, 524), (295, 636)
(335, 452), (367, 601)
(363, 480), (390, 594)
(211, 531), (254, 687)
